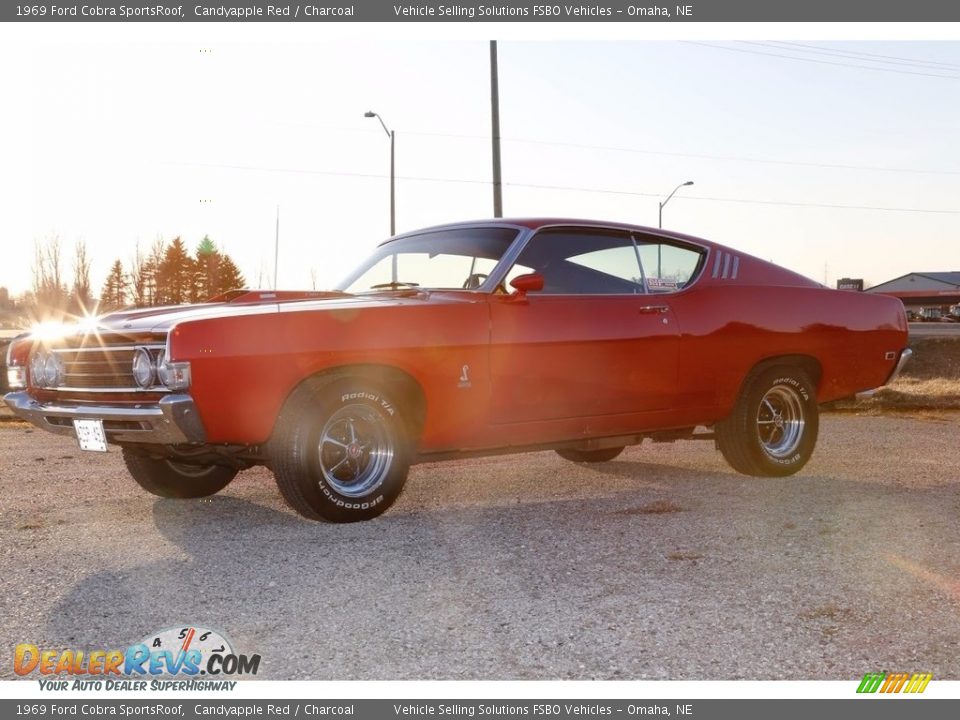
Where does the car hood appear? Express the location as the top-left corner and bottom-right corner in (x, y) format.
(94, 290), (452, 334)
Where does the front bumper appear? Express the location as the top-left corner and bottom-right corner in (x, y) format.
(2, 391), (206, 445)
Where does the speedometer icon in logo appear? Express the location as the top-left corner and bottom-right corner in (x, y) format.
(140, 626), (233, 675)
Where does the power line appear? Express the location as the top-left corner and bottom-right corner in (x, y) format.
(743, 41), (960, 75)
(397, 131), (960, 177)
(686, 41), (960, 81)
(170, 161), (960, 215)
(766, 41), (960, 71)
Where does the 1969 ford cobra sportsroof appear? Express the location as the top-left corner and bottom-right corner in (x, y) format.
(4, 219), (911, 522)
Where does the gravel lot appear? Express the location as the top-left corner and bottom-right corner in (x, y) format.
(1, 414), (959, 681)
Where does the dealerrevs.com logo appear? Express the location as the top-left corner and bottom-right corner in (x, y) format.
(14, 626), (260, 691)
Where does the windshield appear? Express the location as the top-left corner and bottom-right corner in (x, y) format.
(336, 227), (521, 293)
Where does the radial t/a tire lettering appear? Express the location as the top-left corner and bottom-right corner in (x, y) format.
(270, 377), (411, 522)
(122, 449), (238, 498)
(716, 365), (819, 477)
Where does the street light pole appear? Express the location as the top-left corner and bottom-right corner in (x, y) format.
(365, 110), (396, 236)
(657, 180), (693, 278)
(658, 180), (694, 229)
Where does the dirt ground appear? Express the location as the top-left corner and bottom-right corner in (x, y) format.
(2, 413), (959, 680)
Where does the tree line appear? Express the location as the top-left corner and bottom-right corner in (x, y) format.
(10, 235), (246, 323)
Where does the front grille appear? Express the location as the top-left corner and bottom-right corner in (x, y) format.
(42, 333), (167, 392)
(58, 347), (140, 388)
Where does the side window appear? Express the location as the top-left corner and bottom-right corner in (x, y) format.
(511, 230), (644, 295)
(635, 239), (705, 293)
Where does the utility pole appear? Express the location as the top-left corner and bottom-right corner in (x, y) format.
(490, 40), (503, 218)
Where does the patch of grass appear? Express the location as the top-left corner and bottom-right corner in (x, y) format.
(667, 551), (704, 561)
(799, 604), (852, 622)
(826, 336), (960, 412)
(639, 499), (684, 514)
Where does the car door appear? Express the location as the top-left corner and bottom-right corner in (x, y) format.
(488, 228), (682, 426)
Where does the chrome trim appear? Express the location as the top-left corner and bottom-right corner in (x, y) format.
(34, 343), (167, 392)
(2, 391), (206, 444)
(50, 344), (164, 353)
(365, 220), (716, 297)
(481, 226), (537, 293)
(855, 348), (913, 400)
(886, 348), (913, 385)
(41, 386), (171, 394)
(488, 223), (711, 297)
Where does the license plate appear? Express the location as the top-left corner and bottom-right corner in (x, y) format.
(74, 418), (108, 453)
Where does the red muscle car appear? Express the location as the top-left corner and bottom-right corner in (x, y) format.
(4, 219), (911, 522)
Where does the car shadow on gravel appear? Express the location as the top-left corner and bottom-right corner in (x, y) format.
(30, 468), (960, 681)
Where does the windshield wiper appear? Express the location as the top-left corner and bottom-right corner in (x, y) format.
(369, 281), (421, 290)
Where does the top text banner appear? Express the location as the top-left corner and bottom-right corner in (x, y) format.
(6, 0), (960, 22)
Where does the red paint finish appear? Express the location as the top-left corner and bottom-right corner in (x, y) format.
(10, 219), (908, 459)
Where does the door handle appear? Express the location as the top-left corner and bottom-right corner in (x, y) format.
(639, 305), (669, 314)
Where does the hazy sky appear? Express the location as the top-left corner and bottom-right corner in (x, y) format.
(1, 26), (958, 298)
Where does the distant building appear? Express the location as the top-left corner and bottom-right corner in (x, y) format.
(866, 272), (960, 311)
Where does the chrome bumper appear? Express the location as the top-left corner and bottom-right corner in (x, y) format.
(886, 347), (913, 385)
(855, 348), (913, 401)
(2, 391), (206, 445)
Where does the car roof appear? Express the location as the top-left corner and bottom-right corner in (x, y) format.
(386, 218), (720, 252)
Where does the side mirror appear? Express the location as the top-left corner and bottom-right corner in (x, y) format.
(509, 273), (544, 295)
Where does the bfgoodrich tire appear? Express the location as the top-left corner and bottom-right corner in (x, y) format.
(556, 447), (625, 463)
(122, 449), (238, 498)
(270, 377), (411, 522)
(716, 365), (819, 477)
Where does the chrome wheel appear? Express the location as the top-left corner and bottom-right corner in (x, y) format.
(317, 403), (394, 497)
(756, 384), (805, 459)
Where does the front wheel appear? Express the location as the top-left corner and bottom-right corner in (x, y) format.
(122, 449), (238, 498)
(716, 365), (819, 477)
(270, 377), (411, 522)
(556, 446), (625, 463)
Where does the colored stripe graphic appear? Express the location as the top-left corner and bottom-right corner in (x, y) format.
(857, 672), (931, 694)
(857, 673), (885, 693)
(904, 673), (933, 693)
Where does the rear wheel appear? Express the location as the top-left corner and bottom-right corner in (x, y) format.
(556, 446), (625, 463)
(716, 365), (818, 477)
(122, 449), (238, 498)
(270, 377), (411, 522)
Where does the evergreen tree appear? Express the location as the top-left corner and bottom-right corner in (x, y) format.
(99, 259), (128, 311)
(217, 254), (245, 295)
(192, 235), (221, 302)
(191, 236), (246, 301)
(155, 237), (194, 305)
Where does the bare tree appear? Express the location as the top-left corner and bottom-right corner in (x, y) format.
(70, 240), (93, 314)
(128, 242), (149, 307)
(31, 236), (68, 320)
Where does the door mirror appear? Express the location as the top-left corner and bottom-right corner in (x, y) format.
(509, 273), (544, 295)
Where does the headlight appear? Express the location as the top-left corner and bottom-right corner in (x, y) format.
(155, 350), (191, 391)
(43, 353), (64, 387)
(132, 348), (155, 389)
(30, 351), (47, 387)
